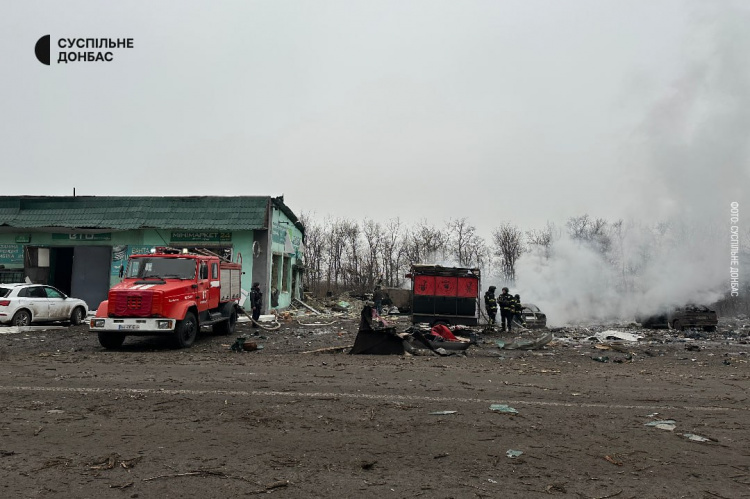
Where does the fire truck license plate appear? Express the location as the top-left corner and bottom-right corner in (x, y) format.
(118, 324), (140, 330)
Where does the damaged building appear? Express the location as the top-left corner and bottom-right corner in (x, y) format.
(0, 196), (304, 313)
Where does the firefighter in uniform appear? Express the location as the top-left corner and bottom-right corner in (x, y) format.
(250, 282), (263, 328)
(513, 294), (526, 328)
(498, 287), (514, 332)
(484, 286), (498, 325)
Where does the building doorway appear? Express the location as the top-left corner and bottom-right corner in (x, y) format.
(25, 246), (111, 309)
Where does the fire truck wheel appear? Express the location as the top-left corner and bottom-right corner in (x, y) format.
(174, 312), (198, 348)
(98, 332), (126, 349)
(213, 306), (237, 335)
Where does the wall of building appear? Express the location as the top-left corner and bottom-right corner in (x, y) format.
(0, 228), (257, 310)
(269, 206), (304, 310)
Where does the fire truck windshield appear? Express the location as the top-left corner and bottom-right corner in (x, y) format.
(126, 257), (196, 280)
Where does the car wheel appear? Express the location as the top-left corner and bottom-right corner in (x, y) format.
(12, 310), (31, 327)
(212, 306), (237, 335)
(69, 306), (86, 326)
(98, 332), (126, 349)
(174, 312), (198, 348)
(671, 320), (681, 331)
(703, 326), (716, 332)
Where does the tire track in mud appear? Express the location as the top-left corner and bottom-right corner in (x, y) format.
(0, 384), (744, 413)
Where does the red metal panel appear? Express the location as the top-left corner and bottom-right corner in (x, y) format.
(414, 275), (435, 295)
(434, 276), (457, 296)
(456, 277), (478, 298)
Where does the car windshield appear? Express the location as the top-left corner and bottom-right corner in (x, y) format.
(126, 257), (196, 279)
(524, 304), (540, 312)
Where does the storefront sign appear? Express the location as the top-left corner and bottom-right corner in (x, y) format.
(52, 233), (112, 241)
(170, 231), (232, 242)
(15, 235), (31, 243)
(0, 244), (24, 265)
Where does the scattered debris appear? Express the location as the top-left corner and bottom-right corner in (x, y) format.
(429, 411), (457, 415)
(490, 404), (518, 414)
(360, 460), (377, 470)
(433, 453), (449, 459)
(591, 356), (609, 363)
(108, 482), (134, 489)
(680, 433), (714, 443)
(501, 332), (553, 350)
(143, 469), (256, 483)
(293, 298), (322, 315)
(593, 331), (642, 342)
(645, 420), (676, 431)
(506, 449), (523, 459)
(301, 345), (352, 354)
(604, 455), (623, 466)
(230, 336), (263, 352)
(89, 453), (120, 470)
(545, 483), (568, 494)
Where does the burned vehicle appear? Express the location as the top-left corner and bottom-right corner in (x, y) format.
(520, 303), (547, 328)
(636, 305), (718, 332)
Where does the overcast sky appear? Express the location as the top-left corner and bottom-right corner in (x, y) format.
(2, 0), (748, 239)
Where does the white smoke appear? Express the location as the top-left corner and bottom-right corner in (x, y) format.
(512, 4), (750, 326)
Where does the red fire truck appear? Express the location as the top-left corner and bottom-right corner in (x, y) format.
(407, 264), (480, 326)
(90, 247), (242, 349)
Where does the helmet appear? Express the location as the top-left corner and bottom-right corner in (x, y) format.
(488, 286), (496, 291)
(515, 294), (520, 299)
(502, 287), (509, 292)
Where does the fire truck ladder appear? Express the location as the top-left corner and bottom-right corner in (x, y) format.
(192, 248), (231, 262)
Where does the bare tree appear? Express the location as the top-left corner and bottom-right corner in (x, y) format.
(566, 214), (612, 257)
(380, 218), (404, 287)
(403, 219), (447, 264)
(339, 220), (362, 290)
(446, 218), (485, 267)
(526, 222), (555, 260)
(362, 219), (383, 290)
(492, 222), (524, 283)
(299, 212), (326, 294)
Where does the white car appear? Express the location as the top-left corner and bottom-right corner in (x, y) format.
(0, 283), (88, 327)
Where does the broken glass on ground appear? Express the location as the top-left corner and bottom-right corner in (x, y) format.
(645, 420), (676, 431)
(506, 449), (523, 459)
(680, 433), (712, 442)
(490, 404), (518, 414)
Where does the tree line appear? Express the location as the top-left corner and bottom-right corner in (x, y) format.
(299, 213), (749, 315)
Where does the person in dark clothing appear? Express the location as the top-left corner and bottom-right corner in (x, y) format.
(250, 282), (262, 328)
(498, 287), (514, 332)
(359, 301), (378, 331)
(484, 286), (498, 325)
(513, 294), (526, 328)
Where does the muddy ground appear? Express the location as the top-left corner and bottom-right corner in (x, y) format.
(0, 314), (748, 499)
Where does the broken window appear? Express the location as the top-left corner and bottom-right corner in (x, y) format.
(272, 254), (282, 293)
(282, 256), (291, 293)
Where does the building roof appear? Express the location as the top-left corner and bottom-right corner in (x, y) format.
(0, 196), (287, 231)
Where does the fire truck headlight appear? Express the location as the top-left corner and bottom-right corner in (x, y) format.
(91, 319), (105, 328)
(157, 320), (172, 329)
